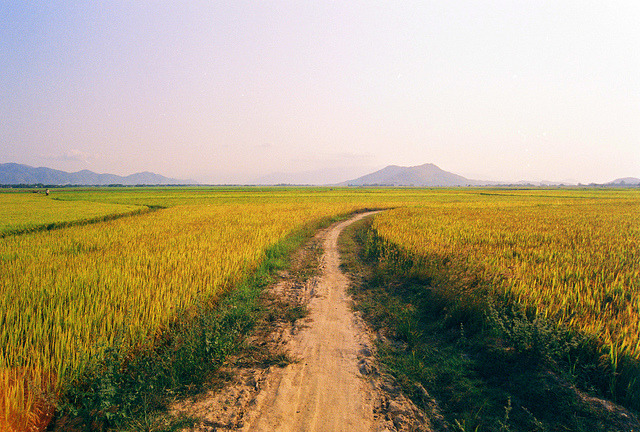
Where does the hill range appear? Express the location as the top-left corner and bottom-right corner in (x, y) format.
(0, 163), (188, 186)
(1, 162), (638, 187)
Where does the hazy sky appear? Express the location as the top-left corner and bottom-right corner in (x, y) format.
(2, 2), (639, 184)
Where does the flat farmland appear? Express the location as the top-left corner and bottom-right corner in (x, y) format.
(372, 193), (640, 359)
(0, 191), (145, 237)
(1, 187), (638, 430)
(366, 190), (640, 414)
(1, 187), (417, 430)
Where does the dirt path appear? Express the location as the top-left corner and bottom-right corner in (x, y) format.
(241, 212), (381, 431)
(173, 212), (430, 431)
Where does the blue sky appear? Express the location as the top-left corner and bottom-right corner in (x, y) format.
(2, 1), (639, 183)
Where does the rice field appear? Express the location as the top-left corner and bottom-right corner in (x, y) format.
(369, 190), (640, 404)
(0, 190), (145, 237)
(1, 187), (639, 429)
(1, 187), (422, 431)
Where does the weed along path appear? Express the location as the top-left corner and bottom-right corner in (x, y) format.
(174, 212), (429, 432)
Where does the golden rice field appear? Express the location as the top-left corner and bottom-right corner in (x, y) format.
(370, 192), (640, 363)
(1, 187), (639, 429)
(1, 186), (425, 431)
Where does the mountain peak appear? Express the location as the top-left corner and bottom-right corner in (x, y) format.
(341, 163), (480, 187)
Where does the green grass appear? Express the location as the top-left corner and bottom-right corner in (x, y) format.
(339, 216), (640, 432)
(0, 190), (146, 237)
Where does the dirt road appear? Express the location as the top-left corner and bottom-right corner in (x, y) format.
(240, 212), (381, 431)
(174, 212), (429, 431)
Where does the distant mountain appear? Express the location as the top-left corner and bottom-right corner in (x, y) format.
(0, 163), (190, 186)
(340, 163), (484, 187)
(606, 177), (640, 186)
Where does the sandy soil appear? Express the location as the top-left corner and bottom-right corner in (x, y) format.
(173, 212), (432, 431)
